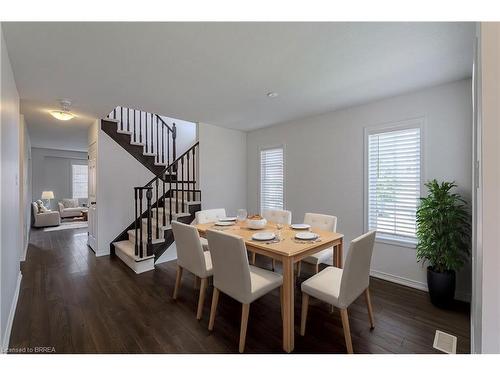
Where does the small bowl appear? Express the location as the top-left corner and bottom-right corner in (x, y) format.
(246, 218), (267, 230)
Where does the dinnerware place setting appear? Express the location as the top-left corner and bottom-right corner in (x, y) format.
(290, 223), (321, 243)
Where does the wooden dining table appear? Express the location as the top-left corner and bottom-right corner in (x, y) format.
(195, 221), (344, 353)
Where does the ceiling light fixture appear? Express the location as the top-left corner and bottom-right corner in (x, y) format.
(267, 92), (278, 98)
(50, 99), (76, 121)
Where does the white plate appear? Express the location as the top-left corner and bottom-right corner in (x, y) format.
(291, 223), (311, 230)
(252, 232), (275, 241)
(215, 221), (234, 226)
(220, 216), (237, 222)
(295, 232), (318, 240)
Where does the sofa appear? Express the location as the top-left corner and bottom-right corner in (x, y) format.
(58, 198), (86, 218)
(32, 202), (60, 227)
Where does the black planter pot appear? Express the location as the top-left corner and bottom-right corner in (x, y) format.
(427, 266), (456, 308)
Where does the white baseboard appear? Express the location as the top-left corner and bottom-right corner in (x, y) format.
(370, 269), (428, 291)
(370, 269), (471, 302)
(20, 241), (28, 262)
(2, 272), (22, 353)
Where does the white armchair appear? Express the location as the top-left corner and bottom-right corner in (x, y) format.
(32, 202), (60, 227)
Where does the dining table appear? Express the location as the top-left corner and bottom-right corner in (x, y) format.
(194, 221), (344, 353)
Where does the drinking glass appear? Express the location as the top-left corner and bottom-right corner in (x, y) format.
(237, 209), (247, 222)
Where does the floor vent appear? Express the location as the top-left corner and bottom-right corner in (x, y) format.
(433, 330), (457, 354)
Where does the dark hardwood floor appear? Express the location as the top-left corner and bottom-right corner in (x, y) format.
(9, 227), (470, 354)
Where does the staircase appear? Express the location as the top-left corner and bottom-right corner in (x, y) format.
(102, 106), (201, 274)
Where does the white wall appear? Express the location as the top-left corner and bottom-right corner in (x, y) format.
(31, 147), (88, 209)
(94, 121), (155, 256)
(20, 115), (31, 261)
(198, 122), (247, 216)
(247, 79), (472, 299)
(0, 26), (22, 352)
(479, 22), (500, 354)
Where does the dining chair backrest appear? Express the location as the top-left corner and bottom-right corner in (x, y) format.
(206, 229), (251, 302)
(338, 230), (376, 307)
(171, 221), (210, 277)
(262, 209), (292, 225)
(195, 208), (227, 224)
(304, 213), (337, 232)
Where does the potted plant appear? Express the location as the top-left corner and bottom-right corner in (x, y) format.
(416, 180), (470, 308)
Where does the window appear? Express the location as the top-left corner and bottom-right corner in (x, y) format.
(366, 122), (422, 245)
(260, 147), (284, 212)
(72, 164), (88, 199)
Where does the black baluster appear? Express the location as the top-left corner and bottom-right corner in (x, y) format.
(167, 129), (170, 167)
(139, 111), (142, 145)
(156, 116), (159, 164)
(162, 122), (165, 164)
(139, 189), (143, 258)
(150, 113), (153, 155)
(113, 108), (116, 120)
(172, 123), (177, 172)
(169, 166), (173, 223)
(134, 188), (138, 257)
(187, 152), (190, 202)
(192, 146), (196, 200)
(181, 157), (185, 207)
(155, 179), (159, 239)
(120, 107), (124, 131)
(162, 175), (166, 227)
(146, 187), (153, 257)
(175, 162), (179, 214)
(127, 108), (130, 132)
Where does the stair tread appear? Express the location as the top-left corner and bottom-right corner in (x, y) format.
(114, 240), (154, 261)
(127, 230), (165, 244)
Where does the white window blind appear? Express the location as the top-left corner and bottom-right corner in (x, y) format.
(260, 147), (284, 212)
(72, 164), (88, 199)
(367, 127), (421, 242)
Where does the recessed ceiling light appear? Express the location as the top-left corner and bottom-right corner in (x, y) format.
(50, 99), (76, 121)
(267, 92), (278, 98)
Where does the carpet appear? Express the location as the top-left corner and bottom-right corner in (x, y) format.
(43, 221), (88, 232)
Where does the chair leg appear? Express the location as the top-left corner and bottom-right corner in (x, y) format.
(315, 263), (319, 274)
(196, 278), (208, 320)
(300, 293), (309, 336)
(251, 252), (256, 265)
(239, 303), (250, 353)
(208, 287), (220, 331)
(296, 261), (302, 277)
(173, 265), (183, 299)
(272, 259), (276, 271)
(340, 308), (354, 354)
(364, 288), (375, 329)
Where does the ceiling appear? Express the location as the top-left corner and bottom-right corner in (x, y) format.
(2, 22), (474, 151)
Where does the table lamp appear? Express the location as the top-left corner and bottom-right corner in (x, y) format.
(41, 191), (54, 209)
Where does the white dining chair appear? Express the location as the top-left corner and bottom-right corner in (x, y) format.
(262, 209), (292, 270)
(195, 208), (227, 251)
(206, 229), (283, 353)
(171, 221), (213, 320)
(297, 213), (338, 276)
(300, 230), (376, 353)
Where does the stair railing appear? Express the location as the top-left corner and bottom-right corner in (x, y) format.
(133, 142), (200, 259)
(108, 106), (177, 166)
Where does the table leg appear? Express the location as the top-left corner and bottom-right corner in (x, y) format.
(282, 257), (295, 353)
(336, 239), (344, 268)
